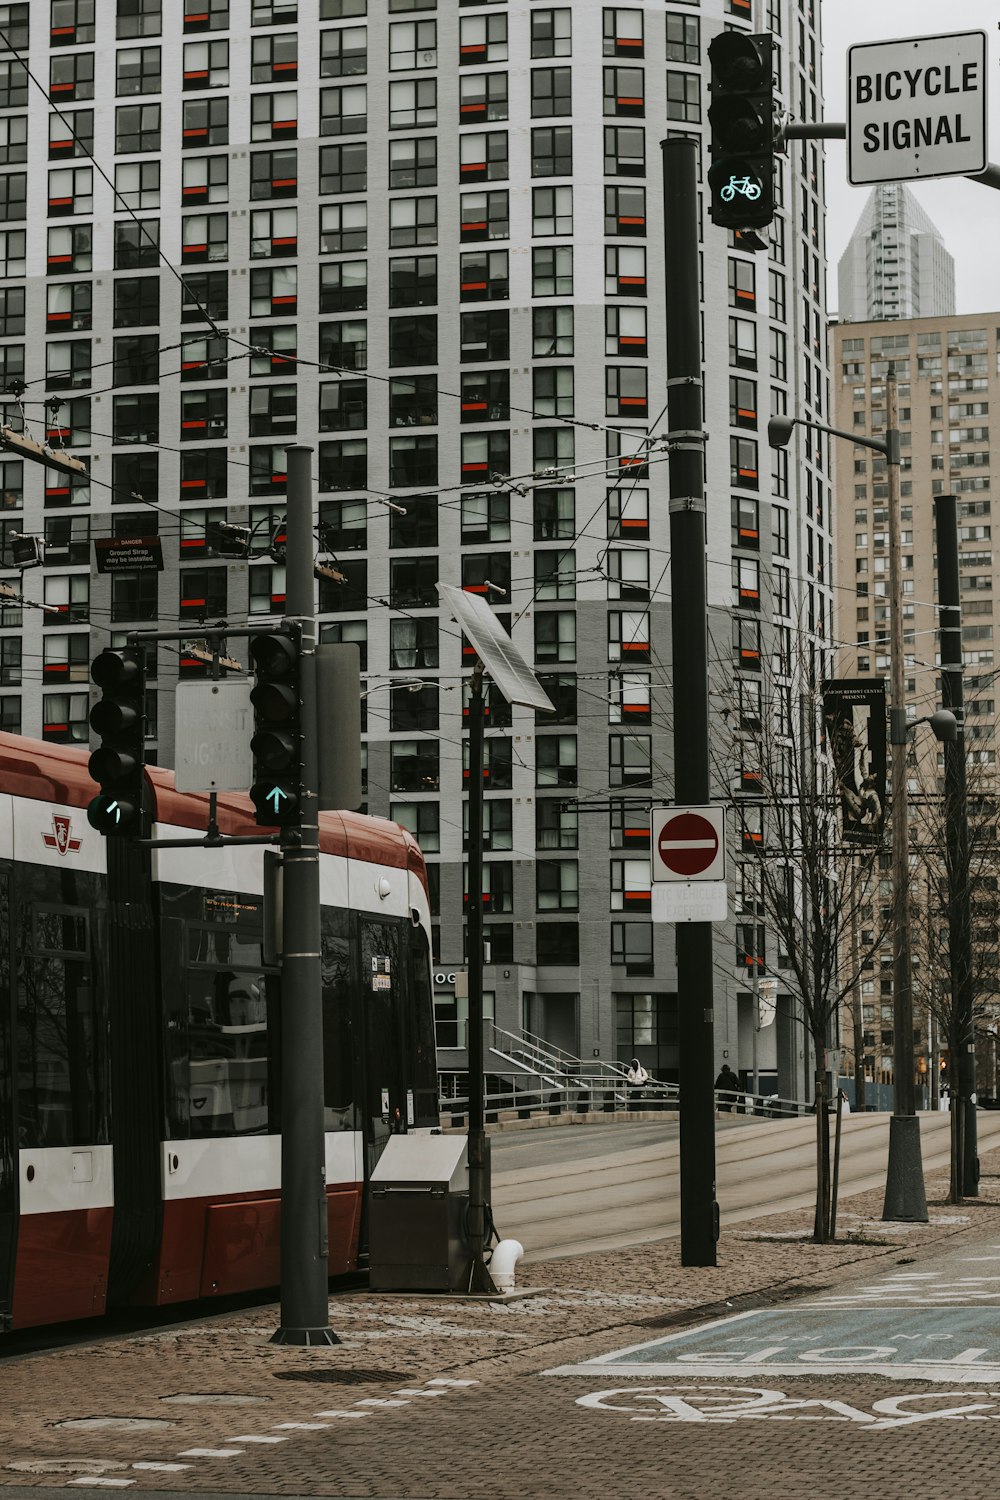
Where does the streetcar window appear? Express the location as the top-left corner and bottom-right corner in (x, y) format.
(34, 909), (88, 955)
(321, 906), (355, 1131)
(18, 904), (103, 1148)
(161, 898), (274, 1141)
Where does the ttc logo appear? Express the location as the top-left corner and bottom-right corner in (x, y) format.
(42, 814), (82, 856)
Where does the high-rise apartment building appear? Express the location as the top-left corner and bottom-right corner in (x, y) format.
(837, 183), (955, 324)
(0, 0), (829, 1095)
(832, 310), (1000, 1087)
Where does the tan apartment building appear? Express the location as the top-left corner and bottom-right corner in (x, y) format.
(832, 311), (1000, 1096)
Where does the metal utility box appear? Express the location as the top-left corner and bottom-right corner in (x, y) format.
(368, 1134), (482, 1292)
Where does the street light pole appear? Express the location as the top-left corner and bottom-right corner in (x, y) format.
(767, 388), (928, 1220)
(881, 374), (928, 1222)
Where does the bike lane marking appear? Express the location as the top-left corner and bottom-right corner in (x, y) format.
(543, 1303), (1000, 1382)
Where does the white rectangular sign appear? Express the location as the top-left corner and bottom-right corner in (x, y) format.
(652, 882), (728, 925)
(848, 31), (987, 186)
(174, 678), (253, 792)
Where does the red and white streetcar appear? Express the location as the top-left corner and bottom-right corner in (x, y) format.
(0, 733), (437, 1331)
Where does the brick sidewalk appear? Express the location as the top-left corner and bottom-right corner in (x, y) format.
(2, 1149), (999, 1498)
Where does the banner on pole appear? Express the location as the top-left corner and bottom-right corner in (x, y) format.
(821, 678), (887, 845)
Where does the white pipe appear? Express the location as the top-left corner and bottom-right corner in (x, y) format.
(490, 1239), (523, 1291)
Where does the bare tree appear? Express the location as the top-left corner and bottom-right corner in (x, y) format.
(714, 637), (888, 1242)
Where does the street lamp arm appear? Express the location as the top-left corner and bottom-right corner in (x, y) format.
(767, 413), (893, 460)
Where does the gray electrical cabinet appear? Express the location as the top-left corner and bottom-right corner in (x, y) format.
(368, 1135), (481, 1292)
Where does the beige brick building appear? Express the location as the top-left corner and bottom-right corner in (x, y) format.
(832, 311), (1000, 1093)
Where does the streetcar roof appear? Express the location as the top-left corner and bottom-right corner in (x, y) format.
(0, 732), (425, 884)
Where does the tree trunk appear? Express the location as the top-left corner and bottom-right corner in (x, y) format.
(812, 1063), (830, 1242)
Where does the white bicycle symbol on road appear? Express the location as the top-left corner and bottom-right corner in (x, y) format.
(576, 1384), (1000, 1429)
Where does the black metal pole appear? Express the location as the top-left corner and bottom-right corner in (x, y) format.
(465, 662), (496, 1292)
(935, 494), (978, 1197)
(271, 446), (337, 1345)
(882, 377), (927, 1223)
(662, 136), (717, 1267)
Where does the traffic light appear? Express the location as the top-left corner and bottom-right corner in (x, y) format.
(707, 31), (775, 231)
(249, 630), (300, 826)
(87, 646), (145, 836)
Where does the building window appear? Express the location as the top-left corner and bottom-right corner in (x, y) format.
(388, 373), (436, 425)
(51, 1), (95, 46)
(183, 38), (228, 89)
(114, 218), (157, 269)
(459, 13), (506, 65)
(611, 923), (653, 973)
(389, 77), (436, 129)
(460, 249), (507, 302)
(459, 71), (506, 122)
(534, 487), (574, 542)
(182, 154), (228, 205)
(115, 160), (159, 211)
(47, 166), (92, 217)
(183, 96), (228, 147)
(460, 189), (509, 242)
(460, 309), (508, 362)
(389, 136), (436, 189)
(320, 201), (366, 253)
(390, 195), (437, 248)
(389, 314), (437, 367)
(533, 245), (573, 298)
(536, 735), (577, 787)
(605, 183), (644, 236)
(605, 243), (645, 297)
(251, 31), (298, 84)
(533, 305), (573, 356)
(606, 366), (647, 418)
(321, 26), (367, 78)
(320, 259), (366, 313)
(117, 46), (161, 96)
(115, 102), (160, 155)
(182, 212), (227, 263)
(534, 610), (576, 663)
(0, 116), (27, 165)
(665, 70), (700, 122)
(536, 860), (578, 912)
(460, 130), (508, 184)
(251, 91), (297, 141)
(250, 206), (297, 258)
(604, 66), (644, 117)
(532, 66), (571, 117)
(532, 184), (572, 237)
(43, 573), (89, 625)
(48, 108), (93, 162)
(50, 51), (94, 102)
(391, 19), (437, 69)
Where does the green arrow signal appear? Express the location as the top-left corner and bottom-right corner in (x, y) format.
(266, 786), (289, 813)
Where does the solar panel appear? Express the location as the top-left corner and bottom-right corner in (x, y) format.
(437, 584), (556, 712)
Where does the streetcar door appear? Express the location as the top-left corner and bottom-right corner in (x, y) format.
(0, 870), (12, 1320)
(357, 919), (404, 1178)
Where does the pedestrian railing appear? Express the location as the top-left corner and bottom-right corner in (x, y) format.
(437, 1073), (810, 1124)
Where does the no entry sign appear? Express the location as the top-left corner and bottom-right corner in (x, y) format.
(651, 806), (726, 883)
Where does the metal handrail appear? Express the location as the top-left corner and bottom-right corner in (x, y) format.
(437, 1072), (810, 1121)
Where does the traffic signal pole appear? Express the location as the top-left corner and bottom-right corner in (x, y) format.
(935, 495), (978, 1198)
(662, 136), (718, 1267)
(271, 445), (337, 1346)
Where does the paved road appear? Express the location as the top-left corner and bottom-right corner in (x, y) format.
(492, 1110), (1000, 1260)
(4, 1222), (1000, 1500)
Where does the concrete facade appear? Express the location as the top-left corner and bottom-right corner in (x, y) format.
(0, 0), (829, 1094)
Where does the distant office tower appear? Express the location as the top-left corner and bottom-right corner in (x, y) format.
(0, 1), (830, 1100)
(837, 183), (955, 322)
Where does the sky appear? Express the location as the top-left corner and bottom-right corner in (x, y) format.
(821, 0), (1000, 316)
